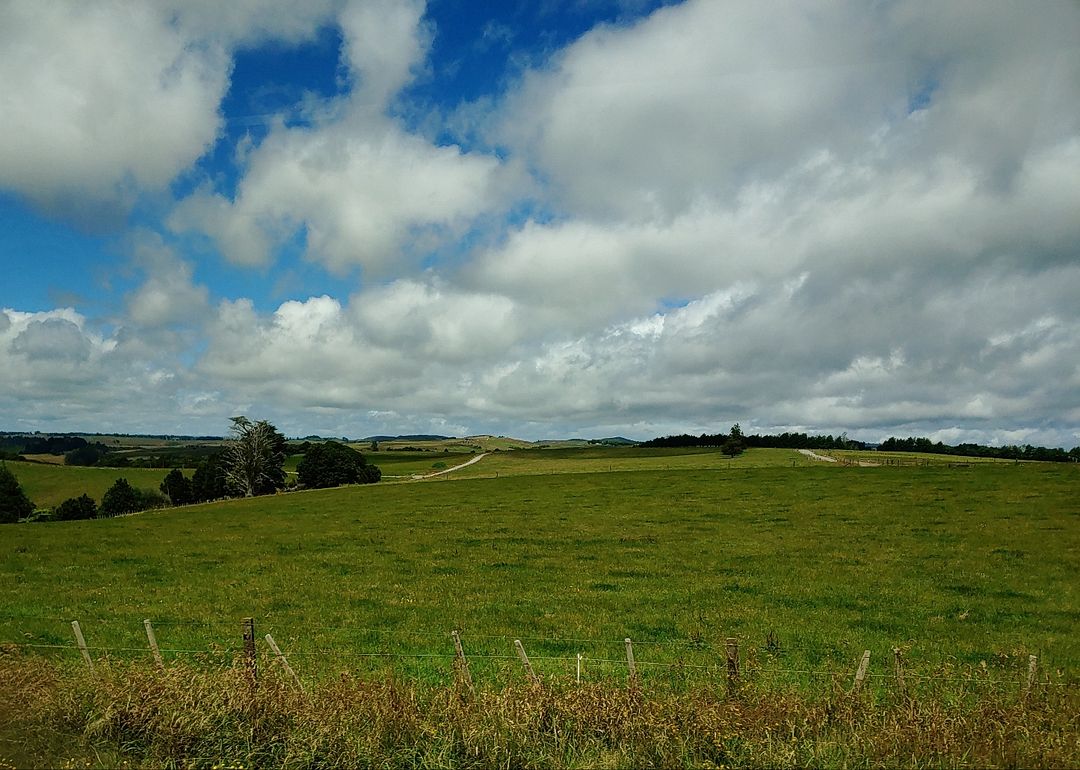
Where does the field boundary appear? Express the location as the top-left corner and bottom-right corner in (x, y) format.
(4, 615), (1071, 696)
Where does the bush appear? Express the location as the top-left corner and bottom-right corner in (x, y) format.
(0, 464), (34, 523)
(297, 441), (381, 489)
(54, 494), (98, 521)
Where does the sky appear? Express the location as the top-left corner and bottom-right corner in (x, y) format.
(1, 0), (1079, 446)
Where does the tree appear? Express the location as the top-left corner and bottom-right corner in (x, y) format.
(722, 424), (745, 458)
(0, 464), (35, 523)
(222, 416), (287, 497)
(54, 494), (97, 521)
(160, 468), (194, 506)
(99, 478), (139, 517)
(191, 453), (228, 502)
(297, 441), (381, 489)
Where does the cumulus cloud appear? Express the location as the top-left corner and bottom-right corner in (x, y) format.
(496, 0), (1080, 220)
(0, 2), (229, 220)
(171, 121), (504, 272)
(3, 0), (1080, 445)
(124, 231), (210, 329)
(170, 0), (512, 275)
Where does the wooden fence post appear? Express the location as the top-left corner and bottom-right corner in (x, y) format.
(452, 630), (473, 691)
(625, 638), (638, 687)
(144, 619), (164, 670)
(725, 638), (740, 691)
(892, 648), (905, 696)
(265, 634), (304, 693)
(1025, 654), (1037, 694)
(242, 617), (257, 688)
(71, 620), (93, 672)
(576, 653), (583, 685)
(514, 639), (539, 685)
(851, 650), (871, 694)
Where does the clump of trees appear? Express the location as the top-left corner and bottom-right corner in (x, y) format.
(6, 417), (386, 524)
(64, 443), (108, 466)
(99, 478), (167, 518)
(54, 494), (97, 521)
(298, 441), (381, 488)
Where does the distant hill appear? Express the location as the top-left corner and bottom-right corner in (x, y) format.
(362, 434), (454, 442)
(589, 437), (638, 446)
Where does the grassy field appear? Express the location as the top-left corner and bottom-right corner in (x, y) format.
(2, 449), (1078, 767)
(2, 455), (1077, 684)
(5, 462), (184, 508)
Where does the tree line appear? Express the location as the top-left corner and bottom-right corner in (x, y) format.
(640, 428), (1079, 463)
(878, 436), (1080, 463)
(639, 427), (865, 451)
(0, 417), (381, 524)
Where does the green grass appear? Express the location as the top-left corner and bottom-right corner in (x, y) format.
(370, 450), (478, 477)
(2, 459), (1077, 692)
(5, 462), (183, 508)
(447, 445), (817, 480)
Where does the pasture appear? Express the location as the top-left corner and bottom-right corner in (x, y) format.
(3, 452), (1077, 680)
(3, 448), (1078, 767)
(5, 462), (183, 509)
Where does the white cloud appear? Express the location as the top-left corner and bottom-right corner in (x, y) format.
(170, 0), (511, 275)
(124, 231), (210, 328)
(0, 1), (230, 219)
(3, 0), (1080, 446)
(172, 120), (504, 272)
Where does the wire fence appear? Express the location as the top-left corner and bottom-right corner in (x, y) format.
(3, 614), (1075, 695)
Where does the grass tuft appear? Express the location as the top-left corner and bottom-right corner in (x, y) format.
(1, 653), (1076, 768)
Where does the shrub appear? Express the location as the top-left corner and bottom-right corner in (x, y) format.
(54, 494), (97, 521)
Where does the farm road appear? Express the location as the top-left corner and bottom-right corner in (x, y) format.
(797, 448), (879, 467)
(798, 449), (837, 463)
(412, 452), (489, 480)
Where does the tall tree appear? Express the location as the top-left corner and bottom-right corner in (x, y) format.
(0, 464), (35, 523)
(222, 416), (287, 497)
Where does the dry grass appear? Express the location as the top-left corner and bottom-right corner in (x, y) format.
(1, 651), (1076, 769)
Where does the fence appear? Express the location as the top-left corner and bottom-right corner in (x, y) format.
(2, 613), (1073, 699)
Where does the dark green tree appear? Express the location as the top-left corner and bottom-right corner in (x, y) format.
(298, 441), (381, 488)
(0, 464), (35, 523)
(54, 494), (97, 521)
(722, 424), (745, 458)
(191, 453), (229, 502)
(99, 478), (139, 517)
(160, 468), (194, 505)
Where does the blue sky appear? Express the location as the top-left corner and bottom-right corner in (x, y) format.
(1, 0), (1079, 445)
